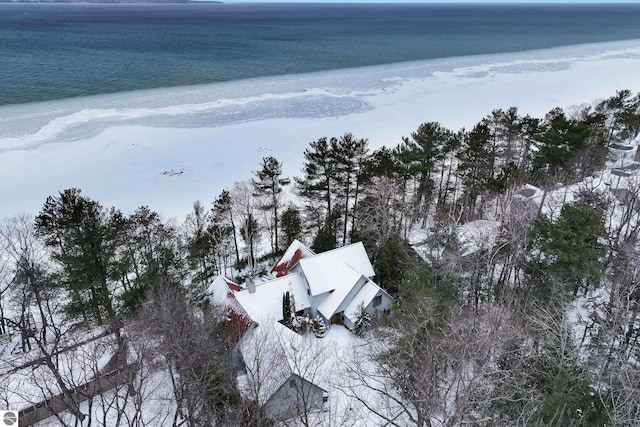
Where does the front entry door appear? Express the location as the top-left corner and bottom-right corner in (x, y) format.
(330, 312), (343, 325)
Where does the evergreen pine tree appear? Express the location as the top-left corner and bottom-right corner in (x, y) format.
(332, 133), (369, 244)
(184, 201), (217, 297)
(532, 108), (591, 180)
(296, 137), (339, 245)
(602, 89), (640, 143)
(352, 301), (371, 337)
(34, 188), (119, 324)
(492, 107), (523, 165)
(252, 156), (290, 253)
(363, 146), (399, 180)
(397, 122), (449, 223)
(119, 206), (183, 314)
(312, 221), (337, 253)
(282, 291), (292, 328)
(280, 205), (303, 248)
(532, 203), (606, 297)
(457, 123), (495, 218)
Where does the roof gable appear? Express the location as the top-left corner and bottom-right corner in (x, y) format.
(237, 324), (292, 405)
(316, 263), (367, 319)
(238, 321), (326, 405)
(208, 276), (239, 305)
(298, 242), (375, 296)
(271, 239), (315, 278)
(206, 276), (253, 339)
(223, 277), (244, 292)
(343, 283), (390, 324)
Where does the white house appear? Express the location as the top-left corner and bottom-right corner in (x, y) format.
(210, 240), (392, 331)
(207, 240), (392, 422)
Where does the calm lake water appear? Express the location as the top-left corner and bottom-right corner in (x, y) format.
(1, 3), (640, 106)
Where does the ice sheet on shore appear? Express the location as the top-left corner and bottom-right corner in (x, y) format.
(1, 39), (640, 220)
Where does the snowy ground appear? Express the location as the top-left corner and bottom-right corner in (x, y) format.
(1, 39), (640, 220)
(268, 325), (408, 427)
(0, 330), (116, 412)
(1, 322), (176, 427)
(12, 324), (401, 427)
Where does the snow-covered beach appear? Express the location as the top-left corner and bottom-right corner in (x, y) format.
(2, 39), (640, 220)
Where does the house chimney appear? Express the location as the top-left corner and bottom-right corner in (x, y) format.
(246, 276), (256, 294)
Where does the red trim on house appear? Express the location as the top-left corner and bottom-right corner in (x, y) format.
(226, 306), (253, 341)
(223, 277), (243, 292)
(271, 248), (305, 278)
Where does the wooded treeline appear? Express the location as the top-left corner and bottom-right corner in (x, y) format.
(1, 89), (640, 425)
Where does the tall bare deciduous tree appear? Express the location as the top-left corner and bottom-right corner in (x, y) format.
(1, 214), (57, 349)
(136, 286), (240, 427)
(232, 181), (260, 271)
(213, 189), (241, 267)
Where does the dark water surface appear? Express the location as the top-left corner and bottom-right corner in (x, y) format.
(1, 3), (640, 106)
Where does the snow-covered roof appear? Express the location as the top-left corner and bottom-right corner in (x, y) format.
(270, 322), (327, 393)
(274, 322), (313, 373)
(232, 241), (383, 327)
(234, 273), (311, 323)
(514, 184), (543, 199)
(457, 219), (500, 257)
(207, 276), (243, 306)
(237, 323), (293, 405)
(271, 239), (315, 278)
(298, 242), (375, 296)
(237, 321), (326, 405)
(206, 275), (253, 338)
(344, 282), (387, 324)
(316, 263), (366, 319)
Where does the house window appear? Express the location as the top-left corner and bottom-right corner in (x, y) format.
(373, 295), (382, 307)
(289, 379), (296, 388)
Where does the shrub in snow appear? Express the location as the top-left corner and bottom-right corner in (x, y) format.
(291, 315), (308, 333)
(311, 316), (327, 338)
